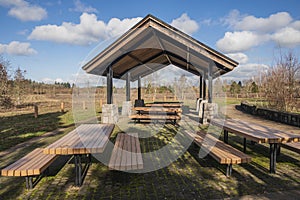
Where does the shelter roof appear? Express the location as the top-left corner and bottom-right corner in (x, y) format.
(82, 14), (238, 81)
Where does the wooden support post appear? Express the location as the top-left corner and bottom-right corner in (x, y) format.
(107, 66), (113, 104)
(138, 76), (141, 100)
(60, 102), (64, 112)
(199, 75), (203, 99)
(152, 96), (155, 102)
(164, 95), (167, 102)
(126, 73), (131, 101)
(174, 95), (176, 101)
(34, 104), (38, 118)
(208, 63), (213, 103)
(203, 74), (207, 100)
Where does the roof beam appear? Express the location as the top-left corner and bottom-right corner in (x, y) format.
(118, 50), (165, 78)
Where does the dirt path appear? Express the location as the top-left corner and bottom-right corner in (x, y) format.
(225, 104), (300, 134)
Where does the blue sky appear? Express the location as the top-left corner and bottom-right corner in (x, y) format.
(1, 0), (300, 84)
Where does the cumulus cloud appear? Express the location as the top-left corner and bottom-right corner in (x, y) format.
(28, 13), (142, 45)
(0, 0), (47, 21)
(0, 41), (37, 56)
(222, 63), (270, 81)
(226, 53), (248, 64)
(69, 0), (98, 13)
(272, 27), (300, 47)
(217, 10), (300, 52)
(216, 31), (269, 53)
(234, 12), (292, 33)
(171, 13), (199, 35)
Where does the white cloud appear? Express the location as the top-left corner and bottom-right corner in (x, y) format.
(221, 9), (244, 28)
(226, 53), (248, 64)
(42, 78), (64, 84)
(171, 13), (199, 35)
(0, 41), (37, 56)
(272, 27), (300, 47)
(216, 31), (269, 53)
(69, 0), (98, 13)
(28, 13), (142, 46)
(223, 63), (270, 81)
(219, 10), (300, 50)
(291, 21), (300, 30)
(0, 0), (47, 21)
(234, 12), (292, 33)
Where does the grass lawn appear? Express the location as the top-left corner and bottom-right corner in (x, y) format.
(1, 97), (300, 199)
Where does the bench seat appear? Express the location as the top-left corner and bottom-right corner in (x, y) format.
(185, 130), (251, 176)
(282, 142), (300, 154)
(1, 148), (57, 189)
(109, 133), (143, 171)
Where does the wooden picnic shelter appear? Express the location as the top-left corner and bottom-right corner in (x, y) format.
(82, 14), (238, 105)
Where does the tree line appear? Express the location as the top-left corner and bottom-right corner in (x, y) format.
(0, 56), (72, 109)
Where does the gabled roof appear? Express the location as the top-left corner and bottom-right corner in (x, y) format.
(82, 14), (238, 81)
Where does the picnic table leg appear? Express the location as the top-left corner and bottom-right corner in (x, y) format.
(25, 177), (33, 189)
(74, 154), (82, 186)
(270, 143), (278, 173)
(226, 164), (232, 177)
(223, 130), (228, 144)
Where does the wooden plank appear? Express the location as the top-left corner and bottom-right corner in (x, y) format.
(129, 114), (181, 120)
(211, 119), (300, 144)
(134, 107), (182, 113)
(10, 149), (42, 176)
(136, 135), (143, 169)
(187, 130), (251, 165)
(108, 132), (121, 169)
(114, 134), (125, 170)
(120, 134), (128, 171)
(1, 149), (57, 177)
(130, 134), (138, 170)
(124, 134), (131, 170)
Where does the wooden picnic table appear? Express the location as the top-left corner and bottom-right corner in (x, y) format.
(133, 107), (182, 113)
(145, 103), (182, 108)
(43, 123), (115, 186)
(210, 118), (300, 173)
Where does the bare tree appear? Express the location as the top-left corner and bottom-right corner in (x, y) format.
(0, 56), (13, 108)
(14, 67), (26, 105)
(262, 51), (300, 111)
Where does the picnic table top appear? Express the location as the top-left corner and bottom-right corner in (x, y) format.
(43, 124), (115, 155)
(211, 118), (300, 144)
(144, 103), (182, 107)
(133, 107), (182, 112)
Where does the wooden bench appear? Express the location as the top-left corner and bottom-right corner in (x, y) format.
(1, 148), (58, 189)
(185, 130), (251, 177)
(281, 142), (300, 154)
(109, 133), (143, 170)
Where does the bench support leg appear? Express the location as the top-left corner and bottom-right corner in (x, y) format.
(74, 154), (92, 187)
(270, 143), (278, 173)
(226, 164), (232, 177)
(243, 138), (247, 153)
(224, 130), (228, 144)
(25, 177), (33, 189)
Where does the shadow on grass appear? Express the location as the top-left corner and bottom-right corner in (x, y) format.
(0, 111), (68, 151)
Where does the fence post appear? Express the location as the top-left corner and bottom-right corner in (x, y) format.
(60, 102), (64, 113)
(83, 101), (86, 110)
(164, 95), (167, 102)
(34, 104), (38, 118)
